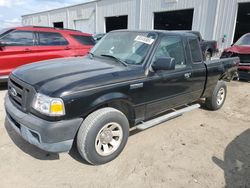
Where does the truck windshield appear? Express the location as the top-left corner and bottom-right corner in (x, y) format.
(90, 31), (157, 65)
(235, 34), (250, 46)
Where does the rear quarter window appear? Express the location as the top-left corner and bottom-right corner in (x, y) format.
(188, 38), (203, 63)
(71, 35), (95, 46)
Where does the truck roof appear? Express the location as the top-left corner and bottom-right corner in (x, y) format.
(109, 29), (197, 38)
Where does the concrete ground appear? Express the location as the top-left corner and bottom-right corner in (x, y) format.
(0, 81), (249, 188)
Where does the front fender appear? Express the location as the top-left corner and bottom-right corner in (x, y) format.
(90, 92), (132, 109)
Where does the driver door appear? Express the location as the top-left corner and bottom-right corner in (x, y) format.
(144, 35), (194, 118)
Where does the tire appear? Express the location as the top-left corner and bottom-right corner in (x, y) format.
(205, 50), (212, 61)
(77, 107), (129, 165)
(205, 81), (227, 111)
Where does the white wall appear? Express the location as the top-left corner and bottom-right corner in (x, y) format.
(96, 0), (137, 33)
(140, 0), (218, 40)
(22, 0), (250, 49)
(213, 0), (250, 49)
(67, 2), (96, 33)
(23, 0), (219, 37)
(22, 2), (96, 34)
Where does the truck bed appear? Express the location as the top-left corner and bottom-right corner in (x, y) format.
(203, 57), (239, 98)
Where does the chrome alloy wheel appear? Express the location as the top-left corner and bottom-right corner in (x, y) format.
(217, 88), (225, 105)
(95, 122), (123, 156)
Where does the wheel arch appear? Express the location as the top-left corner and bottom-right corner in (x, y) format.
(82, 92), (136, 126)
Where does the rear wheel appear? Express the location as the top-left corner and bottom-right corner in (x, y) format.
(205, 81), (227, 110)
(77, 107), (129, 165)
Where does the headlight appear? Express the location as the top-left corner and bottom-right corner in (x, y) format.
(221, 52), (234, 58)
(32, 93), (65, 116)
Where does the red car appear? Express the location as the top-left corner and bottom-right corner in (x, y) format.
(0, 26), (95, 82)
(221, 33), (250, 81)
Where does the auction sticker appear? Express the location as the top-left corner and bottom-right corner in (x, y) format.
(134, 35), (155, 45)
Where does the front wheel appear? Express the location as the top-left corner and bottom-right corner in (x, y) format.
(205, 81), (227, 110)
(77, 107), (129, 165)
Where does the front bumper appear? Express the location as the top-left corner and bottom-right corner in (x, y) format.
(238, 66), (250, 81)
(5, 94), (83, 153)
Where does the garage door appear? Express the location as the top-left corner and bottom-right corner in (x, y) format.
(105, 15), (128, 33)
(154, 9), (194, 30)
(234, 3), (250, 42)
(74, 16), (95, 34)
(53, 22), (64, 29)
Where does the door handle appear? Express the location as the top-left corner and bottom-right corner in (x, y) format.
(64, 46), (71, 50)
(24, 48), (32, 52)
(184, 72), (192, 79)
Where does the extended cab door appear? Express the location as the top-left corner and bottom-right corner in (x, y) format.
(143, 35), (198, 119)
(187, 36), (207, 100)
(0, 30), (36, 76)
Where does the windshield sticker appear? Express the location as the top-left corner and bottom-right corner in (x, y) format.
(134, 35), (155, 45)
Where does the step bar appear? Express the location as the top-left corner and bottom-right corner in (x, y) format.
(136, 104), (200, 130)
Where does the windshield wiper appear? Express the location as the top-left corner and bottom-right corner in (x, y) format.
(88, 52), (95, 59)
(100, 54), (128, 67)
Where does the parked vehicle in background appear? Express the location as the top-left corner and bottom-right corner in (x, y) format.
(5, 30), (238, 165)
(221, 33), (250, 81)
(0, 26), (95, 82)
(93, 33), (106, 42)
(186, 31), (218, 60)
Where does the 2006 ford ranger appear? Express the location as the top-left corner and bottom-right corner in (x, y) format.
(5, 30), (238, 165)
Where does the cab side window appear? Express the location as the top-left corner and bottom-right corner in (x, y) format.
(153, 36), (186, 69)
(188, 38), (203, 63)
(0, 30), (34, 46)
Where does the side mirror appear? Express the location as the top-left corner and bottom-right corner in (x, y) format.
(152, 57), (176, 71)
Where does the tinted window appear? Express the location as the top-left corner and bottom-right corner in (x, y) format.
(235, 34), (250, 46)
(0, 28), (14, 38)
(191, 32), (201, 41)
(72, 35), (95, 45)
(0, 30), (34, 46)
(38, 32), (69, 46)
(154, 36), (186, 69)
(189, 38), (202, 62)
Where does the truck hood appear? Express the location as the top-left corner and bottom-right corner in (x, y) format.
(225, 45), (250, 54)
(12, 57), (145, 97)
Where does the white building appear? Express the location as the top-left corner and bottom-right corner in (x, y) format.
(22, 0), (250, 49)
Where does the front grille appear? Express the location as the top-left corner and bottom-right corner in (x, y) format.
(238, 54), (250, 64)
(8, 75), (35, 112)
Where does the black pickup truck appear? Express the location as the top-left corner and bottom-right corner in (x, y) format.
(186, 31), (218, 60)
(5, 30), (238, 165)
